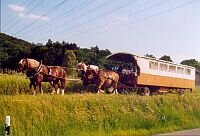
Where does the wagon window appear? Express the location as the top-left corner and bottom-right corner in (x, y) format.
(169, 65), (176, 73)
(177, 67), (184, 74)
(159, 63), (168, 71)
(149, 61), (158, 70)
(185, 68), (191, 75)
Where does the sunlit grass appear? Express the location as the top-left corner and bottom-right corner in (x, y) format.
(0, 74), (200, 135)
(0, 92), (199, 135)
(0, 74), (84, 94)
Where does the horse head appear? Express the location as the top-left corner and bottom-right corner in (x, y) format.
(76, 62), (87, 77)
(17, 58), (41, 72)
(17, 59), (28, 72)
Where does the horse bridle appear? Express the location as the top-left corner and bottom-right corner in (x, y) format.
(25, 59), (43, 78)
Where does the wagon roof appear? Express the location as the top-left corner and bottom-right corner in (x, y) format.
(106, 52), (195, 69)
(106, 52), (137, 63)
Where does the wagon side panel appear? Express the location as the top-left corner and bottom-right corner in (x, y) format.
(136, 57), (195, 89)
(137, 73), (195, 89)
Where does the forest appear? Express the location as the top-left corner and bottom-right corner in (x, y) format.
(0, 32), (199, 74)
(0, 33), (111, 73)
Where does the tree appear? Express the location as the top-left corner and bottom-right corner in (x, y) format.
(63, 50), (77, 76)
(144, 54), (156, 58)
(63, 50), (77, 68)
(0, 33), (112, 74)
(46, 39), (53, 48)
(181, 59), (200, 69)
(0, 33), (32, 72)
(31, 46), (48, 63)
(160, 55), (173, 62)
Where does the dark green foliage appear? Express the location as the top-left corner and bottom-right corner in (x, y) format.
(144, 54), (156, 58)
(0, 33), (111, 74)
(160, 55), (173, 62)
(74, 46), (111, 69)
(181, 59), (200, 69)
(0, 33), (33, 71)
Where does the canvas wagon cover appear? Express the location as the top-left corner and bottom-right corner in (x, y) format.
(106, 52), (137, 63)
(106, 52), (140, 75)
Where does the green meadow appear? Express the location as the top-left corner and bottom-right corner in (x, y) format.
(0, 74), (200, 136)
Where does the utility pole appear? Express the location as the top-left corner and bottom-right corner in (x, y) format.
(0, 0), (1, 33)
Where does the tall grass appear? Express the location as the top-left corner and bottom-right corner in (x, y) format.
(0, 93), (199, 135)
(0, 74), (30, 95)
(0, 74), (86, 94)
(0, 74), (200, 135)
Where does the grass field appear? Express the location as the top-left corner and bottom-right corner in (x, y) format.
(0, 74), (200, 136)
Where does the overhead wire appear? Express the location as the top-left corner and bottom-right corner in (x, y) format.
(77, 0), (200, 42)
(24, 0), (97, 38)
(98, 0), (200, 35)
(66, 0), (169, 39)
(3, 0), (34, 30)
(13, 0), (68, 36)
(24, 0), (115, 39)
(4, 0), (46, 32)
(34, 0), (140, 42)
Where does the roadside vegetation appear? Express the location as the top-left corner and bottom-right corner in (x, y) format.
(0, 74), (200, 136)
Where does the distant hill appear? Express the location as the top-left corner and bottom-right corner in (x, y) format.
(0, 33), (34, 71)
(0, 32), (33, 51)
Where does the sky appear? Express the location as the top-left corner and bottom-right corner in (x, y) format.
(1, 0), (200, 64)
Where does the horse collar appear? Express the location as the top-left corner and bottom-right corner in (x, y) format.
(36, 61), (43, 73)
(25, 59), (29, 70)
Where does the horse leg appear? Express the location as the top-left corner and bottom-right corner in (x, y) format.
(56, 80), (61, 94)
(32, 82), (37, 95)
(39, 82), (43, 95)
(112, 81), (118, 95)
(29, 81), (33, 93)
(33, 83), (37, 95)
(29, 79), (35, 94)
(83, 81), (88, 89)
(50, 81), (56, 95)
(97, 81), (105, 94)
(34, 81), (42, 95)
(60, 79), (65, 95)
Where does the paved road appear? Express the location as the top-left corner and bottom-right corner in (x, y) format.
(155, 128), (200, 136)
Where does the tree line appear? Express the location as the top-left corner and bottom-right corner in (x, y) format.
(0, 33), (110, 73)
(145, 54), (200, 69)
(0, 33), (199, 74)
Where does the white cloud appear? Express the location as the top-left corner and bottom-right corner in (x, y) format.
(28, 14), (49, 21)
(8, 3), (49, 21)
(8, 4), (25, 13)
(114, 16), (129, 21)
(18, 13), (25, 18)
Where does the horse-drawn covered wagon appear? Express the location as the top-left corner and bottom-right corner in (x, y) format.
(106, 52), (195, 95)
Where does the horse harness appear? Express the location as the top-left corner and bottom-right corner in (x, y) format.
(25, 60), (43, 79)
(25, 60), (55, 79)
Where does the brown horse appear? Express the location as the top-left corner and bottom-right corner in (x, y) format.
(85, 69), (119, 94)
(76, 62), (99, 88)
(76, 62), (119, 94)
(17, 58), (66, 95)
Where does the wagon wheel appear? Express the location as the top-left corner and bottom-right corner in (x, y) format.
(121, 87), (129, 95)
(128, 87), (137, 95)
(177, 89), (184, 95)
(143, 87), (150, 96)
